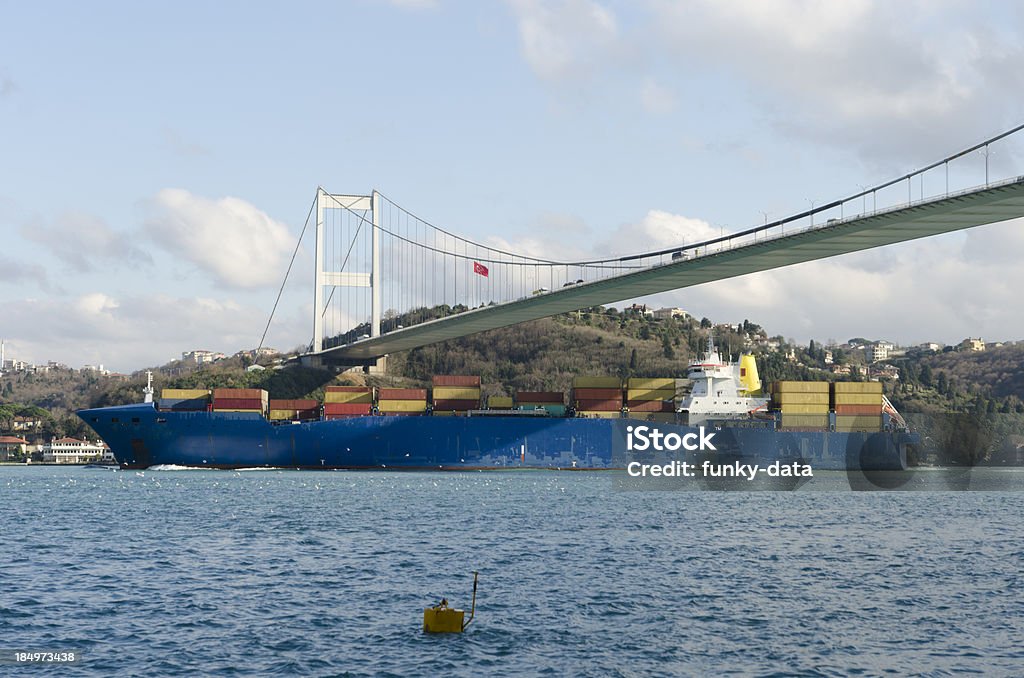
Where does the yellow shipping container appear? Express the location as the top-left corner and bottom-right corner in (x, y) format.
(432, 386), (482, 400)
(771, 392), (830, 405)
(832, 381), (883, 394)
(431, 410), (467, 417)
(832, 393), (883, 406)
(642, 413), (679, 423)
(573, 376), (622, 389)
(576, 411), (622, 419)
(778, 404), (830, 415)
(835, 414), (882, 432)
(627, 377), (675, 390)
(779, 413), (830, 428)
(323, 391), (373, 404)
(378, 399), (428, 413)
(488, 396), (514, 408)
(772, 381), (829, 393)
(161, 388), (210, 400)
(625, 388), (676, 401)
(268, 409), (298, 420)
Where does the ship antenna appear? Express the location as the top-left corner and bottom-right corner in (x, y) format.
(143, 370), (154, 404)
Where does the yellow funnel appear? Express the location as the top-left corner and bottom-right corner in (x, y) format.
(739, 354), (762, 395)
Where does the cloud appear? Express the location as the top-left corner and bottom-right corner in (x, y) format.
(144, 188), (295, 288)
(647, 0), (1024, 166)
(0, 254), (51, 290)
(1, 291), (307, 372)
(508, 0), (619, 82)
(639, 77), (676, 115)
(20, 212), (152, 271)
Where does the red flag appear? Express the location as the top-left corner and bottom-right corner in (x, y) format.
(473, 262), (489, 277)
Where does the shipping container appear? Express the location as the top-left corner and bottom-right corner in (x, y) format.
(515, 391), (564, 404)
(213, 388), (267, 400)
(268, 409), (319, 421)
(432, 386), (482, 401)
(377, 388), (428, 400)
(325, 386), (374, 393)
(431, 410), (468, 417)
(159, 397), (209, 411)
(831, 393), (883, 406)
(625, 387), (676, 401)
(377, 400), (428, 413)
(627, 377), (675, 390)
(268, 399), (319, 411)
(835, 414), (882, 432)
(832, 381), (883, 394)
(210, 409), (263, 414)
(212, 398), (266, 410)
(833, 404), (883, 416)
(160, 388), (210, 400)
(779, 413), (830, 428)
(774, 405), (831, 417)
(771, 381), (829, 393)
(488, 396), (514, 409)
(432, 375), (481, 387)
(643, 412), (679, 423)
(575, 398), (622, 411)
(323, 403), (372, 415)
(431, 399), (480, 411)
(771, 392), (830, 405)
(571, 387), (622, 400)
(625, 400), (675, 412)
(323, 390), (373, 404)
(572, 376), (622, 389)
(575, 410), (622, 419)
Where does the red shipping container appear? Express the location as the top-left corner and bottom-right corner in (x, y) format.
(269, 399), (319, 410)
(626, 400), (675, 412)
(515, 391), (564, 403)
(213, 398), (265, 409)
(378, 388), (428, 400)
(572, 388), (623, 399)
(432, 375), (481, 387)
(213, 388), (266, 399)
(431, 399), (480, 410)
(575, 398), (622, 411)
(324, 414), (366, 420)
(834, 404), (883, 416)
(325, 386), (372, 393)
(296, 409), (320, 420)
(323, 403), (372, 415)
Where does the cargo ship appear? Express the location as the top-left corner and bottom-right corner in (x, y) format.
(77, 337), (916, 471)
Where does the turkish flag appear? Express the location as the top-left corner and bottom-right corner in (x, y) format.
(473, 262), (489, 277)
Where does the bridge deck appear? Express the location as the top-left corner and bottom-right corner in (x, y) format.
(311, 177), (1024, 363)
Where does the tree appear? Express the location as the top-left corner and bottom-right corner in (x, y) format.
(700, 317), (712, 329)
(662, 335), (675, 360)
(629, 349), (638, 370)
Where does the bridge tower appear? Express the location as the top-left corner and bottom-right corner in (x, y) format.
(312, 188), (385, 371)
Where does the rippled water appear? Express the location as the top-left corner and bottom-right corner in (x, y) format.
(2, 466), (1023, 676)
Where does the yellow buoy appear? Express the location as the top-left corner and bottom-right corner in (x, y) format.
(423, 572), (478, 633)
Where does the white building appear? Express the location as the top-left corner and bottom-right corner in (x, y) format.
(40, 438), (110, 464)
(652, 307), (690, 320)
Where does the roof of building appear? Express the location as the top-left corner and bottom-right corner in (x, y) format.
(0, 436), (29, 444)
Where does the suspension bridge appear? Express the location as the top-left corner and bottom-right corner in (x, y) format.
(295, 125), (1024, 367)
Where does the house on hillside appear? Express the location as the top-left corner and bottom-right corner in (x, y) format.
(0, 436), (29, 461)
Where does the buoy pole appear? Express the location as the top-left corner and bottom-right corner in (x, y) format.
(462, 571), (479, 631)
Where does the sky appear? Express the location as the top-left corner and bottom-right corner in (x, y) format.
(3, 0), (1024, 373)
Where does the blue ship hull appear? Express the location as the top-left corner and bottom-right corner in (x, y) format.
(77, 403), (910, 471)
